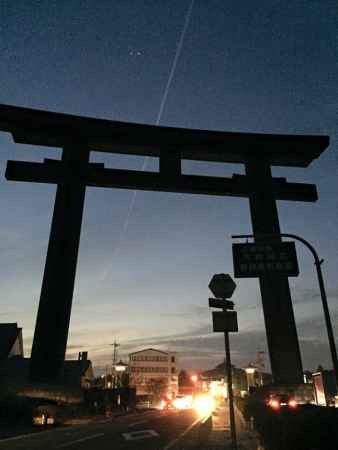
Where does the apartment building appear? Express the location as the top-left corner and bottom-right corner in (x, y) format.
(129, 348), (178, 397)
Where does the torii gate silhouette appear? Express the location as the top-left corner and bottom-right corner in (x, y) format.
(0, 104), (329, 385)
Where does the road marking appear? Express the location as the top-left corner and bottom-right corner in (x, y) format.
(57, 433), (104, 448)
(0, 432), (43, 443)
(122, 429), (159, 441)
(162, 417), (202, 450)
(128, 419), (148, 427)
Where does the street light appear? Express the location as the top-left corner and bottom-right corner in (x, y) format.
(232, 232), (338, 391)
(245, 365), (257, 392)
(115, 361), (128, 372)
(113, 360), (128, 389)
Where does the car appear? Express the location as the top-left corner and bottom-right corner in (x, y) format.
(267, 394), (298, 410)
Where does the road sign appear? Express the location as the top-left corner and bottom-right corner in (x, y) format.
(232, 242), (299, 278)
(212, 311), (238, 332)
(209, 298), (234, 309)
(208, 273), (236, 299)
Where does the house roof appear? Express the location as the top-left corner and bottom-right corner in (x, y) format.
(129, 348), (169, 356)
(63, 360), (93, 384)
(0, 104), (329, 167)
(0, 357), (92, 386)
(0, 323), (21, 360)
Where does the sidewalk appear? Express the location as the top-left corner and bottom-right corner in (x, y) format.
(205, 403), (261, 450)
(183, 403), (261, 450)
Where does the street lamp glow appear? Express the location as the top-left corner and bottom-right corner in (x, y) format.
(115, 360), (127, 372)
(190, 374), (198, 383)
(245, 367), (256, 375)
(193, 395), (215, 418)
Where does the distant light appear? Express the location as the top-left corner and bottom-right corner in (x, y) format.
(115, 360), (127, 372)
(172, 395), (192, 410)
(288, 399), (297, 408)
(268, 399), (280, 410)
(245, 367), (256, 374)
(159, 399), (167, 410)
(193, 395), (215, 417)
(191, 375), (198, 383)
(209, 380), (227, 398)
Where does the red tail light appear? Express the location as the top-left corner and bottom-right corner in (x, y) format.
(268, 399), (280, 410)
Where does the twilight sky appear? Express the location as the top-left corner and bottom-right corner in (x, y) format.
(0, 0), (337, 374)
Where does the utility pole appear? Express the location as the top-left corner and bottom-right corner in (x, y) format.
(111, 341), (120, 389)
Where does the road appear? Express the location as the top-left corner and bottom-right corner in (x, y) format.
(0, 409), (203, 450)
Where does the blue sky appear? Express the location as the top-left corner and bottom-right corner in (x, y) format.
(0, 0), (337, 373)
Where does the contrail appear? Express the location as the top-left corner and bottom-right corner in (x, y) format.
(103, 0), (195, 273)
(155, 0), (195, 127)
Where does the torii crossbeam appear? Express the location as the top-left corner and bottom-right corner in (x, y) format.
(0, 104), (329, 384)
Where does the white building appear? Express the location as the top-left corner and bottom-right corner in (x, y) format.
(129, 348), (178, 397)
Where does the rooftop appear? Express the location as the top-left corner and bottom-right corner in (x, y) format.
(0, 323), (22, 360)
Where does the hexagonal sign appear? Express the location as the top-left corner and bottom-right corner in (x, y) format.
(208, 273), (236, 299)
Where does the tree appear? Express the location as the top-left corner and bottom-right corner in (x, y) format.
(178, 370), (193, 388)
(145, 378), (168, 400)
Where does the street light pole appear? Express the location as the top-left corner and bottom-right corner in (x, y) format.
(232, 232), (338, 391)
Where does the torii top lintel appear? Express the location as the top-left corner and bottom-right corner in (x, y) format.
(0, 104), (329, 168)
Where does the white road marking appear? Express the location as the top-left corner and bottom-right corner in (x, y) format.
(162, 417), (202, 450)
(122, 429), (159, 441)
(57, 433), (104, 448)
(0, 432), (43, 443)
(128, 419), (148, 428)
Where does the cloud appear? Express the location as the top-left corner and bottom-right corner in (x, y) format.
(89, 308), (338, 373)
(293, 286), (338, 306)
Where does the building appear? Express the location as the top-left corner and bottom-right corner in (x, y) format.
(201, 361), (273, 397)
(64, 352), (93, 389)
(0, 323), (24, 361)
(129, 348), (178, 398)
(0, 356), (93, 390)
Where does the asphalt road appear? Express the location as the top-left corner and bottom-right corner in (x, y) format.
(0, 409), (203, 450)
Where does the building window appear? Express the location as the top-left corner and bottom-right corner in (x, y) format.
(171, 356), (175, 363)
(171, 367), (175, 374)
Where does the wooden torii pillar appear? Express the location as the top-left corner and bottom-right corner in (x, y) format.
(0, 104), (329, 384)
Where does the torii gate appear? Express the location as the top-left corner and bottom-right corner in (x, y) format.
(0, 104), (329, 385)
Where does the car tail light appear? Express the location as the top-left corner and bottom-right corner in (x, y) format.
(268, 399), (280, 410)
(288, 399), (297, 408)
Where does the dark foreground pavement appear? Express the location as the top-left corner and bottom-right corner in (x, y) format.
(0, 408), (203, 450)
(174, 403), (260, 450)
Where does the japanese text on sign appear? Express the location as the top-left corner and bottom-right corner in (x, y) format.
(232, 242), (299, 278)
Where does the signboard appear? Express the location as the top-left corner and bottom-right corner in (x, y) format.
(209, 298), (234, 309)
(232, 242), (299, 278)
(212, 311), (238, 333)
(312, 372), (327, 406)
(208, 273), (236, 299)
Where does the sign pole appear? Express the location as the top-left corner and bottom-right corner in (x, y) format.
(232, 233), (338, 392)
(208, 273), (238, 449)
(223, 311), (237, 450)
